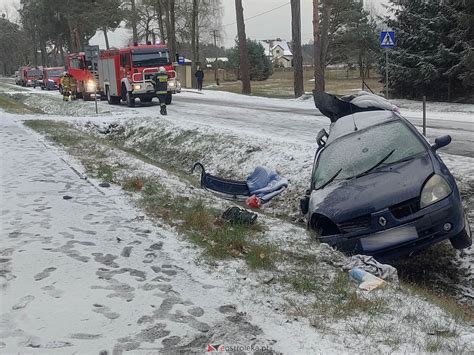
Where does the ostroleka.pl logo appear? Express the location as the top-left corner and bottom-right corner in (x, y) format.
(207, 343), (271, 352)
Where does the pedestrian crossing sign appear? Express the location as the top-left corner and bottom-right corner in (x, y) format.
(380, 31), (396, 48)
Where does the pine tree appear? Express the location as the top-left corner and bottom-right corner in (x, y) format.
(383, 0), (473, 101)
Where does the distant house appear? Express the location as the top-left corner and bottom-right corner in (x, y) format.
(205, 57), (229, 68)
(258, 39), (293, 68)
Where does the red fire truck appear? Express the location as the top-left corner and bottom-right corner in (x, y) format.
(64, 52), (100, 100)
(18, 67), (43, 87)
(98, 43), (177, 107)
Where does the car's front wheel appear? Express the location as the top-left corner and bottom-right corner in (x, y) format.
(450, 215), (472, 249)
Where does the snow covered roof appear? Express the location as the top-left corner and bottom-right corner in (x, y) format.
(270, 40), (292, 56)
(256, 39), (292, 57)
(205, 57), (229, 63)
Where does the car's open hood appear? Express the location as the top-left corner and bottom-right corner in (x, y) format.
(309, 153), (433, 223)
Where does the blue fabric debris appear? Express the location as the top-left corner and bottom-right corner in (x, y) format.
(246, 167), (288, 202)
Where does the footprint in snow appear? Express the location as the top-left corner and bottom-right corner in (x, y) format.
(12, 295), (35, 310)
(34, 267), (57, 281)
(42, 285), (64, 298)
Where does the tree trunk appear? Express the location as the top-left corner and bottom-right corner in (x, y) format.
(169, 0), (176, 59)
(103, 27), (110, 49)
(235, 0), (251, 94)
(155, 1), (166, 42)
(313, 0), (323, 92)
(291, 0), (304, 97)
(191, 0), (198, 88)
(130, 0), (138, 43)
(164, 0), (171, 44)
(75, 26), (83, 52)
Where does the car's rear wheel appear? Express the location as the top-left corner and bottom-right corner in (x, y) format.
(450, 215), (472, 249)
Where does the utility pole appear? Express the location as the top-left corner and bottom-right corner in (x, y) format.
(291, 0), (304, 97)
(235, 0), (251, 95)
(212, 30), (219, 85)
(191, 0), (198, 88)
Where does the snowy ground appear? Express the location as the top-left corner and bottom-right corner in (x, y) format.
(1, 81), (473, 353)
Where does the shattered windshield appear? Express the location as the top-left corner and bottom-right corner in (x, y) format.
(312, 120), (427, 189)
(132, 49), (170, 67)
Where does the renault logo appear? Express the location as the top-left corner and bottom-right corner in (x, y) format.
(379, 217), (387, 227)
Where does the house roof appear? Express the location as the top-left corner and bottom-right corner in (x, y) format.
(205, 57), (229, 63)
(270, 40), (292, 56)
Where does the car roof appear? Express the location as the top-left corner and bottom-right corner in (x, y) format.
(326, 110), (399, 144)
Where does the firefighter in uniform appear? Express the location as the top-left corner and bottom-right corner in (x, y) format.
(69, 74), (77, 100)
(62, 72), (77, 101)
(62, 72), (71, 101)
(151, 67), (169, 115)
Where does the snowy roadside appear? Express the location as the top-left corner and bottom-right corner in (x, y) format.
(1, 86), (473, 352)
(8, 112), (473, 354)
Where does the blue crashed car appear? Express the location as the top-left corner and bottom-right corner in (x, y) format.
(300, 92), (472, 260)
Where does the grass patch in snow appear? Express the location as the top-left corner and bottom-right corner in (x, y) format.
(138, 179), (274, 268)
(96, 163), (117, 183)
(205, 69), (383, 98)
(24, 120), (124, 182)
(311, 272), (388, 321)
(402, 282), (473, 322)
(0, 93), (44, 114)
(121, 176), (145, 191)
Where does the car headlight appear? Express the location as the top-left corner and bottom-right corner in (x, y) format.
(420, 174), (452, 208)
(133, 84), (142, 90)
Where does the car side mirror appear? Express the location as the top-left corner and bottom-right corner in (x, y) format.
(431, 135), (451, 151)
(316, 128), (329, 148)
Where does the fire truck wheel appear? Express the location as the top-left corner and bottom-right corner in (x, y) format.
(126, 91), (135, 107)
(83, 93), (91, 101)
(106, 87), (120, 105)
(165, 92), (172, 105)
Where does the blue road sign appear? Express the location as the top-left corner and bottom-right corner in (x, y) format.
(380, 31), (396, 48)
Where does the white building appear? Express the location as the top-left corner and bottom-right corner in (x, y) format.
(258, 39), (293, 68)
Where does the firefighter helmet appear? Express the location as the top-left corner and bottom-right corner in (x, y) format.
(158, 66), (167, 74)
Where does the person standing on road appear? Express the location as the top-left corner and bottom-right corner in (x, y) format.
(62, 72), (71, 101)
(151, 67), (169, 115)
(69, 75), (77, 101)
(195, 67), (204, 91)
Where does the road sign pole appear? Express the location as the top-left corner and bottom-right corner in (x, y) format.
(95, 84), (98, 114)
(423, 95), (427, 136)
(385, 49), (389, 99)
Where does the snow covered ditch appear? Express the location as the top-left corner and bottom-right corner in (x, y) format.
(19, 113), (474, 353)
(2, 85), (473, 351)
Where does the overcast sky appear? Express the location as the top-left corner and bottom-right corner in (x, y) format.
(1, 0), (388, 49)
